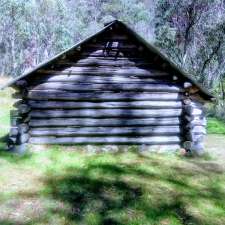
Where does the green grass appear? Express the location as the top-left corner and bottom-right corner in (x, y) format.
(207, 117), (225, 134)
(0, 82), (225, 224)
(0, 147), (225, 225)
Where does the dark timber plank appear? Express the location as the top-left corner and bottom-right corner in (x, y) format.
(30, 75), (172, 84)
(29, 117), (181, 127)
(101, 34), (129, 41)
(28, 100), (182, 109)
(80, 48), (145, 57)
(66, 56), (151, 63)
(57, 58), (153, 67)
(79, 49), (145, 57)
(30, 109), (182, 118)
(30, 83), (183, 92)
(85, 43), (138, 49)
(29, 126), (181, 136)
(27, 91), (182, 101)
(37, 67), (169, 77)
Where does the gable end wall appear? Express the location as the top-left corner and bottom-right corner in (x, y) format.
(8, 26), (206, 153)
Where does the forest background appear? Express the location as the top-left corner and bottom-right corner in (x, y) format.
(0, 0), (225, 119)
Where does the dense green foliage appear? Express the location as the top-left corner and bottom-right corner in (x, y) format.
(0, 0), (154, 77)
(154, 0), (225, 120)
(155, 0), (225, 87)
(0, 1), (225, 118)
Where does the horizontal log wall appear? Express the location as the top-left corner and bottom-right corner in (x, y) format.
(29, 117), (181, 127)
(13, 29), (188, 147)
(26, 91), (182, 101)
(30, 109), (183, 118)
(29, 83), (183, 92)
(29, 126), (181, 136)
(27, 100), (182, 109)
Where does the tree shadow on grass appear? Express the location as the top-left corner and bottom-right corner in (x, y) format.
(0, 149), (224, 225)
(42, 153), (225, 225)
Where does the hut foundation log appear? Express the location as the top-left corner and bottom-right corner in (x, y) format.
(29, 136), (181, 145)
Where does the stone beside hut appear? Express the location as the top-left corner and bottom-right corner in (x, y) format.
(2, 20), (214, 154)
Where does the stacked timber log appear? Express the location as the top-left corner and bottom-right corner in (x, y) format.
(182, 97), (207, 155)
(4, 21), (212, 153)
(8, 80), (30, 153)
(7, 27), (210, 153)
(18, 33), (184, 148)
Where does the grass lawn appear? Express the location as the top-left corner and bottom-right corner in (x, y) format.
(0, 147), (225, 225)
(0, 81), (225, 225)
(207, 117), (225, 135)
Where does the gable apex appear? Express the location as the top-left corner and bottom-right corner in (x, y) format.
(104, 19), (120, 27)
(1, 20), (214, 101)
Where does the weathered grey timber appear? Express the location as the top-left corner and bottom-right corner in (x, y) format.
(57, 57), (154, 67)
(29, 117), (181, 127)
(37, 67), (170, 76)
(30, 109), (182, 118)
(28, 100), (182, 109)
(30, 74), (171, 84)
(2, 20), (214, 153)
(27, 91), (182, 101)
(29, 83), (183, 92)
(29, 126), (181, 136)
(29, 136), (181, 145)
(182, 99), (207, 155)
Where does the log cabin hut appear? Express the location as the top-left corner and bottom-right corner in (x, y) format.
(2, 20), (214, 154)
